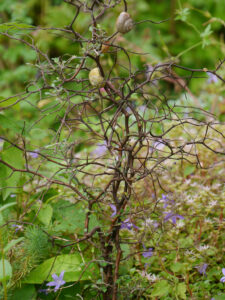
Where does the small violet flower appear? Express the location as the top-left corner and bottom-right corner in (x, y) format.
(29, 150), (39, 158)
(92, 141), (107, 156)
(161, 194), (169, 208)
(109, 204), (117, 217)
(164, 212), (184, 225)
(220, 268), (225, 283)
(207, 72), (218, 84)
(125, 107), (133, 114)
(161, 194), (174, 208)
(121, 218), (139, 230)
(46, 271), (66, 292)
(142, 245), (154, 258)
(154, 141), (165, 151)
(195, 263), (208, 276)
(11, 224), (23, 232)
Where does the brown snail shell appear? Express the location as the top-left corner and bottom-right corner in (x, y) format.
(89, 68), (104, 87)
(116, 12), (134, 34)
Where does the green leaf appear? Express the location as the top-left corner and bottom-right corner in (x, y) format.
(170, 262), (185, 273)
(24, 254), (97, 284)
(151, 280), (171, 297)
(52, 201), (99, 234)
(36, 204), (53, 227)
(176, 282), (186, 299)
(178, 237), (193, 248)
(0, 22), (34, 32)
(28, 128), (49, 140)
(200, 25), (212, 48)
(183, 165), (195, 176)
(0, 202), (16, 212)
(214, 295), (225, 300)
(0, 259), (12, 282)
(0, 142), (24, 199)
(8, 284), (36, 300)
(3, 238), (24, 254)
(200, 25), (212, 39)
(0, 115), (23, 132)
(0, 213), (5, 226)
(175, 8), (190, 22)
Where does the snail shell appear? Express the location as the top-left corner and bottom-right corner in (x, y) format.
(89, 68), (104, 87)
(116, 12), (134, 34)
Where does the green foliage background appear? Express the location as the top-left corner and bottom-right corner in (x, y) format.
(0, 0), (225, 299)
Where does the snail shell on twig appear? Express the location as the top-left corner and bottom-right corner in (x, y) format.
(116, 12), (134, 34)
(89, 68), (104, 87)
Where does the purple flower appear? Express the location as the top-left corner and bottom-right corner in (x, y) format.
(110, 204), (117, 217)
(46, 271), (66, 292)
(154, 141), (165, 151)
(161, 194), (168, 201)
(195, 263), (208, 275)
(161, 194), (169, 208)
(207, 72), (218, 84)
(153, 221), (159, 228)
(121, 218), (139, 230)
(92, 141), (107, 156)
(220, 268), (225, 283)
(10, 194), (16, 198)
(161, 194), (175, 208)
(164, 212), (184, 225)
(125, 107), (132, 114)
(142, 246), (154, 258)
(11, 224), (23, 232)
(29, 151), (39, 158)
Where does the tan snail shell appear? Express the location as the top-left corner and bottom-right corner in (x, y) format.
(89, 68), (104, 87)
(116, 12), (134, 34)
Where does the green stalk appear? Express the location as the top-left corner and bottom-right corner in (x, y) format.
(0, 230), (7, 300)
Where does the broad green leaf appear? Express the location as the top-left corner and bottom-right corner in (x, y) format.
(176, 282), (186, 299)
(28, 128), (49, 140)
(151, 280), (171, 297)
(52, 201), (99, 234)
(183, 165), (195, 176)
(178, 237), (193, 248)
(170, 262), (185, 273)
(0, 142), (24, 199)
(3, 238), (24, 254)
(214, 295), (225, 300)
(0, 96), (20, 108)
(0, 259), (12, 282)
(37, 204), (53, 226)
(0, 115), (23, 132)
(24, 254), (97, 284)
(8, 284), (36, 300)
